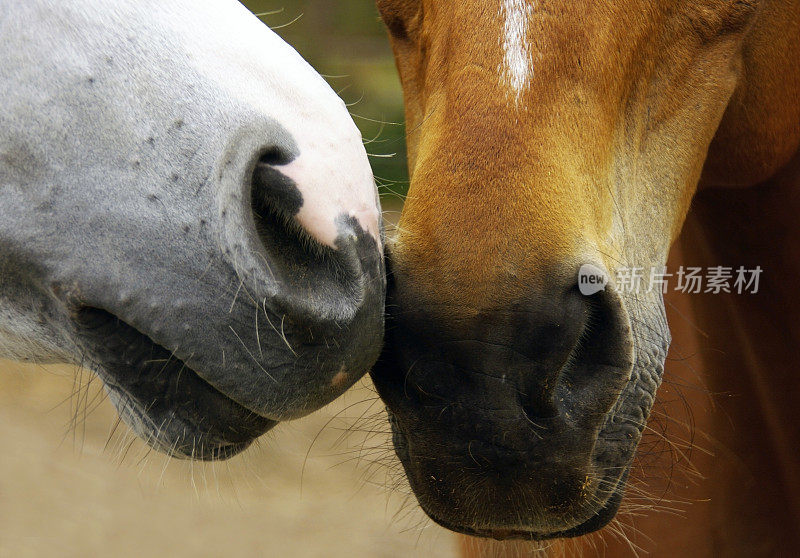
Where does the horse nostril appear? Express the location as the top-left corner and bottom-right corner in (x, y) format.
(504, 280), (635, 425)
(244, 145), (383, 328)
(378, 265), (634, 432)
(520, 397), (559, 423)
(258, 145), (295, 166)
(250, 147), (304, 222)
(545, 284), (635, 426)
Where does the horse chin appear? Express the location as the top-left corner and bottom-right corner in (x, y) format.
(386, 409), (631, 541)
(73, 307), (276, 461)
(423, 488), (624, 541)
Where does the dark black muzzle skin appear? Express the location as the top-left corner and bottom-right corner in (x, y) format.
(371, 254), (640, 540)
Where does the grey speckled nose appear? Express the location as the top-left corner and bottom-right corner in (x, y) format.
(0, 0), (385, 460)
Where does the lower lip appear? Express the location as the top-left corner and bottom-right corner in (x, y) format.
(484, 528), (536, 540)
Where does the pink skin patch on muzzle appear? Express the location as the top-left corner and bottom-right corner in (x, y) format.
(278, 131), (381, 251)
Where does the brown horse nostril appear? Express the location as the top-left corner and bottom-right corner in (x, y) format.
(507, 287), (592, 420)
(520, 396), (559, 423)
(549, 285), (634, 425)
(374, 266), (635, 438)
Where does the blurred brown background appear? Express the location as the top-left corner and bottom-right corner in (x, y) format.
(0, 367), (454, 557)
(0, 3), (453, 557)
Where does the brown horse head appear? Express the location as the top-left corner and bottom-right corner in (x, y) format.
(372, 0), (799, 539)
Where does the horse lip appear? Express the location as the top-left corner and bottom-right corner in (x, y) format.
(385, 409), (628, 540)
(72, 306), (276, 459)
(104, 380), (260, 461)
(424, 487), (624, 541)
(56, 210), (384, 423)
(418, 472), (627, 541)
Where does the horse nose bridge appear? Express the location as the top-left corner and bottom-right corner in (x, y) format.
(397, 164), (602, 290)
(403, 108), (611, 251)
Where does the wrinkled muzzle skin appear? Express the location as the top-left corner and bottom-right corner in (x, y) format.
(0, 0), (385, 460)
(371, 0), (768, 540)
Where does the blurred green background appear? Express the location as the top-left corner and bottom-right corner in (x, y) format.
(241, 1), (409, 202)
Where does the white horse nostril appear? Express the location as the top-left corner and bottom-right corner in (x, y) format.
(276, 144), (381, 250)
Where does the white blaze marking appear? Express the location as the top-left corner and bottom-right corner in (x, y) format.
(500, 0), (533, 103)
